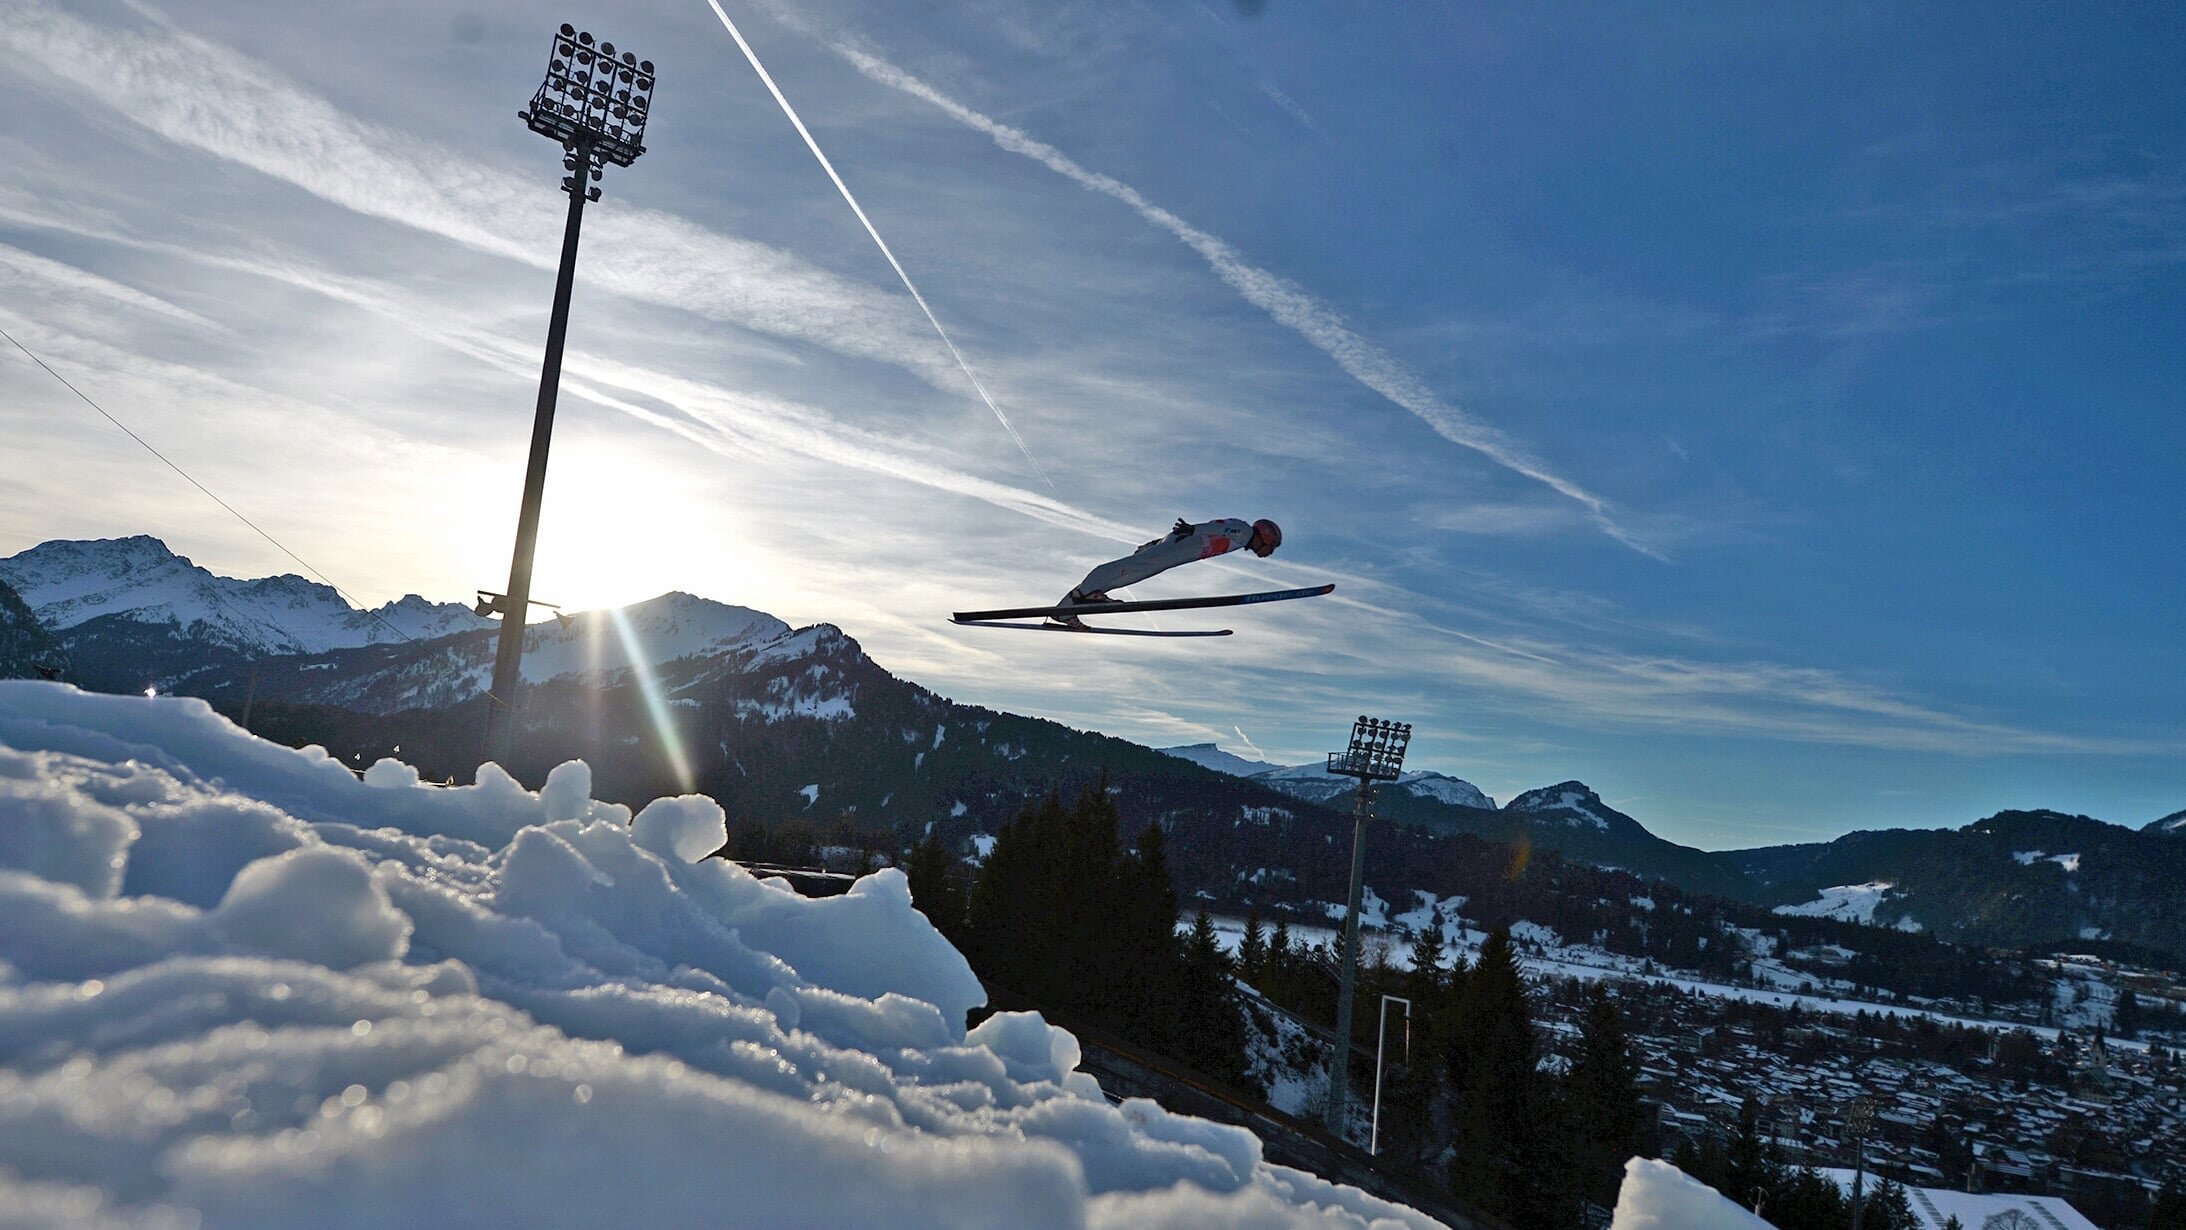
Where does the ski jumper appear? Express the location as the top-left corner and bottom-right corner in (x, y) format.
(1063, 518), (1257, 605)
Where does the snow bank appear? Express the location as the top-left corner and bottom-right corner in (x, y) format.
(1609, 1158), (1774, 1229)
(0, 683), (1444, 1229)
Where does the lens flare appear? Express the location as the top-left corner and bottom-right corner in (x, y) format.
(607, 605), (694, 794)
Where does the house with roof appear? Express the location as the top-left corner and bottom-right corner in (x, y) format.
(1818, 1169), (2099, 1230)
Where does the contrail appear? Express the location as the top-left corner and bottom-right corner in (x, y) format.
(829, 40), (1661, 559)
(1231, 726), (1267, 761)
(701, 1), (1057, 493)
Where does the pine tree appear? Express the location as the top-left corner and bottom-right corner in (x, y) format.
(1056, 783), (1125, 1022)
(903, 829), (966, 944)
(1867, 1178), (1915, 1230)
(1447, 924), (1568, 1226)
(1178, 909), (1249, 1083)
(1565, 986), (1646, 1209)
(1111, 819), (1186, 1050)
(966, 790), (1066, 995)
(1724, 1096), (1771, 1209)
(1406, 905), (1445, 999)
(1268, 915), (1295, 1003)
(1239, 908), (1267, 985)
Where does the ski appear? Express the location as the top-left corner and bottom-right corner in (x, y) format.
(951, 620), (1232, 637)
(951, 583), (1333, 624)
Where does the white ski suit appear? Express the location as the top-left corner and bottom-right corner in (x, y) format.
(1062, 518), (1259, 606)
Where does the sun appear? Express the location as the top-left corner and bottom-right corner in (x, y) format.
(455, 440), (769, 616)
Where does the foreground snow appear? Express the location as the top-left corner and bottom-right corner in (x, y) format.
(0, 683), (1454, 1229)
(1610, 1159), (1773, 1229)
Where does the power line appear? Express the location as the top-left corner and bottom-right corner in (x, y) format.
(0, 324), (424, 650)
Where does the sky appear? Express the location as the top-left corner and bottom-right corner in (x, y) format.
(2, 0), (2182, 849)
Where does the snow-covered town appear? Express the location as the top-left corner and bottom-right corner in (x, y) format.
(1193, 900), (2186, 1227)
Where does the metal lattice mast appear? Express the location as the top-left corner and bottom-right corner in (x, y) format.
(482, 25), (656, 767)
(1321, 715), (1411, 1135)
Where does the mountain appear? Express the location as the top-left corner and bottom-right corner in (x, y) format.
(1159, 742), (1278, 778)
(19, 534), (2185, 969)
(1163, 741), (1755, 900)
(1720, 809), (2186, 957)
(185, 591), (792, 715)
(2147, 809), (2186, 836)
(0, 536), (490, 692)
(1161, 743), (1498, 808)
(0, 576), (67, 680)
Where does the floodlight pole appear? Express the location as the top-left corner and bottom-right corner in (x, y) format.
(1321, 715), (1411, 1136)
(483, 25), (655, 767)
(1847, 1096), (1878, 1230)
(484, 136), (591, 766)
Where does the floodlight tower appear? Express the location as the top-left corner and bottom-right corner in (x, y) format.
(482, 25), (656, 766)
(1321, 715), (1411, 1135)
(1846, 1095), (1879, 1230)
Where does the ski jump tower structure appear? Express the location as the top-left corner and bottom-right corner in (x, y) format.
(482, 25), (656, 765)
(1322, 715), (1411, 1134)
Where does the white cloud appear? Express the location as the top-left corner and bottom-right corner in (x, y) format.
(0, 0), (971, 394)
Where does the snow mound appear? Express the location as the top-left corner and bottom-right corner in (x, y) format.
(1609, 1158), (1774, 1229)
(0, 682), (1446, 1229)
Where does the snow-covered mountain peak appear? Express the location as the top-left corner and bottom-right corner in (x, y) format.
(1214, 756), (1496, 811)
(1398, 771), (1496, 810)
(1504, 781), (1622, 831)
(1159, 743), (1279, 777)
(491, 594), (796, 689)
(609, 591), (792, 652)
(2146, 808), (2186, 836)
(0, 535), (488, 654)
(745, 622), (854, 669)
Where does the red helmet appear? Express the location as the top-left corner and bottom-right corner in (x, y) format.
(1251, 519), (1282, 552)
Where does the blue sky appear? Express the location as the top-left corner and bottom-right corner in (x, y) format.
(2, 0), (2181, 848)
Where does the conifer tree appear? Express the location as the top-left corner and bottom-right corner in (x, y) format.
(1406, 905), (1445, 999)
(1178, 909), (1249, 1083)
(966, 790), (1066, 993)
(1447, 924), (1567, 1226)
(1565, 985), (1645, 1209)
(1724, 1096), (1771, 1210)
(1239, 908), (1267, 985)
(1765, 1165), (1848, 1230)
(1111, 819), (1186, 1049)
(1867, 1178), (1915, 1230)
(1056, 782), (1125, 1016)
(904, 829), (966, 945)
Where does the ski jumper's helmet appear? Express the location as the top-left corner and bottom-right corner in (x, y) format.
(1251, 519), (1282, 551)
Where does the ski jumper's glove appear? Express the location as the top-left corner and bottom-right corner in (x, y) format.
(1171, 518), (1195, 540)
